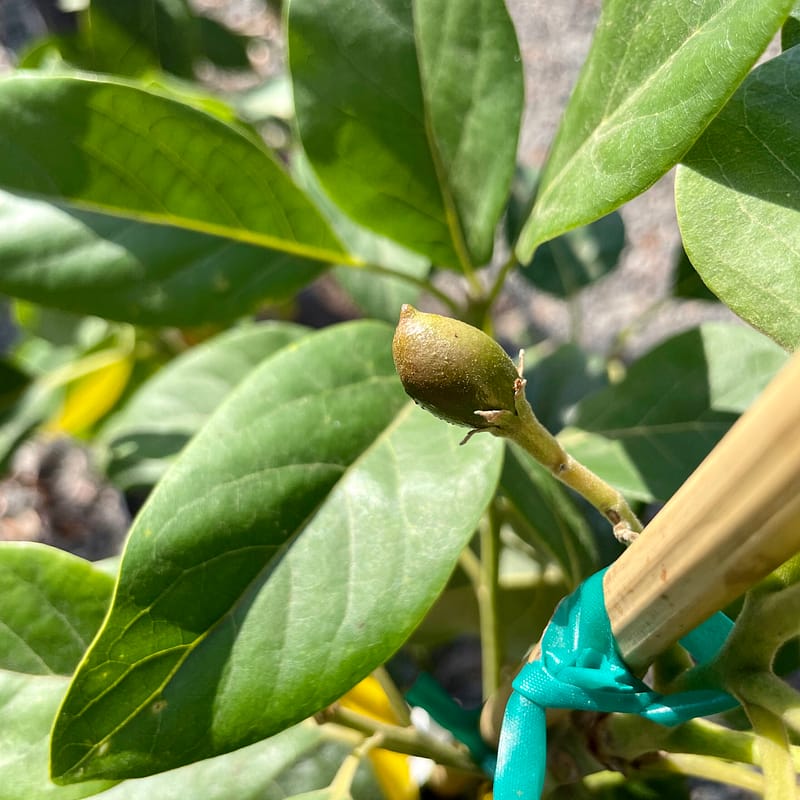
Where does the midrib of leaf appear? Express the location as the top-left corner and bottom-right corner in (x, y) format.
(56, 400), (417, 776)
(0, 562), (98, 675)
(531, 1), (744, 240)
(1, 74), (359, 268)
(22, 194), (360, 267)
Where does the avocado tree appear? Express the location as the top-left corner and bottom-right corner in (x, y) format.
(0, 1), (799, 798)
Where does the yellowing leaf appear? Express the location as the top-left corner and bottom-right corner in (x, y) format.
(48, 354), (133, 435)
(340, 675), (419, 800)
(367, 749), (418, 800)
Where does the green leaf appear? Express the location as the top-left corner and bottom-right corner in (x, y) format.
(196, 16), (252, 70)
(0, 543), (114, 675)
(0, 191), (326, 325)
(101, 322), (308, 490)
(292, 150), (430, 323)
(504, 164), (538, 248)
(51, 321), (503, 781)
(0, 665), (326, 800)
(500, 444), (599, 587)
(0, 74), (346, 265)
(0, 359), (29, 413)
(559, 323), (789, 502)
(782, 3), (800, 49)
(516, 0), (794, 260)
(523, 343), (608, 434)
(0, 381), (61, 470)
(91, 723), (329, 800)
(260, 739), (381, 800)
(519, 212), (625, 298)
(672, 246), (718, 302)
(0, 672), (114, 800)
(289, 0), (523, 269)
(79, 0), (197, 78)
(676, 47), (800, 351)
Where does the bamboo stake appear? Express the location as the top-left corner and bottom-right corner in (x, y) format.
(605, 347), (800, 670)
(482, 348), (800, 745)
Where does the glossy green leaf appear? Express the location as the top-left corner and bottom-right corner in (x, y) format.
(523, 343), (608, 434)
(517, 0), (794, 260)
(0, 543), (114, 675)
(0, 359), (28, 412)
(559, 323), (789, 502)
(51, 321), (503, 781)
(520, 212), (625, 298)
(292, 150), (430, 323)
(1, 672), (114, 800)
(504, 164), (538, 248)
(261, 739), (380, 800)
(0, 382), (61, 470)
(672, 247), (717, 302)
(197, 16), (252, 70)
(289, 0), (523, 269)
(101, 322), (308, 490)
(79, 0), (197, 78)
(782, 3), (800, 48)
(0, 74), (346, 265)
(0, 548), (114, 798)
(500, 444), (599, 587)
(94, 723), (329, 800)
(0, 665), (327, 800)
(0, 191), (326, 325)
(676, 47), (800, 351)
(36, 0), (249, 78)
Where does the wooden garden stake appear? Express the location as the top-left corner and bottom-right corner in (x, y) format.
(605, 347), (800, 670)
(482, 348), (800, 744)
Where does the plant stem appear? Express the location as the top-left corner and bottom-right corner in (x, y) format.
(320, 704), (481, 775)
(477, 370), (642, 542)
(746, 703), (797, 800)
(484, 252), (519, 310)
(459, 546), (482, 588)
(638, 752), (764, 795)
(743, 673), (800, 737)
(348, 260), (462, 314)
(373, 665), (412, 727)
(598, 715), (756, 766)
(328, 732), (384, 800)
(478, 504), (503, 699)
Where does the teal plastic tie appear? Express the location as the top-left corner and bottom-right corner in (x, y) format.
(494, 568), (738, 800)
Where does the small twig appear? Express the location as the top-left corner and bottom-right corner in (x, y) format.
(373, 666), (412, 728)
(473, 351), (642, 544)
(347, 260), (461, 314)
(746, 703), (797, 800)
(319, 704), (481, 775)
(328, 732), (385, 800)
(637, 752), (764, 795)
(478, 503), (503, 698)
(459, 545), (482, 588)
(484, 252), (519, 309)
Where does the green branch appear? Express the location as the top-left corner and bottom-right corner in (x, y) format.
(478, 504), (503, 698)
(638, 752), (764, 795)
(319, 704), (481, 775)
(746, 703), (797, 800)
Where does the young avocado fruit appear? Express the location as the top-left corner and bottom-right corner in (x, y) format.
(392, 304), (519, 429)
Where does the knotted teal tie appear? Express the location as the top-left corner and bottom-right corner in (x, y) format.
(494, 568), (737, 800)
